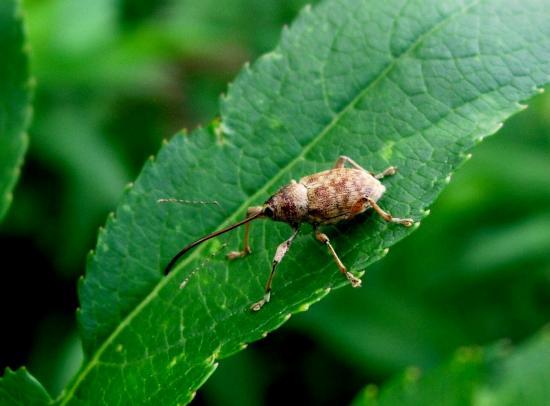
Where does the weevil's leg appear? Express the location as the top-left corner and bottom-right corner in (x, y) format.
(226, 221), (251, 259)
(251, 226), (300, 312)
(333, 155), (367, 171)
(366, 197), (414, 227)
(374, 166), (397, 179)
(314, 228), (362, 288)
(334, 155), (391, 178)
(227, 206), (263, 259)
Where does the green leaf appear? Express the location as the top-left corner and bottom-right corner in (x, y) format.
(0, 0), (32, 221)
(352, 328), (550, 406)
(64, 0), (550, 403)
(0, 368), (51, 406)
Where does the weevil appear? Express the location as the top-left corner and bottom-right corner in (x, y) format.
(163, 156), (414, 311)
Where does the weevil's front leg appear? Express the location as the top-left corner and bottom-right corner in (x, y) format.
(314, 228), (362, 288)
(251, 226), (300, 312)
(227, 206), (263, 260)
(365, 197), (414, 227)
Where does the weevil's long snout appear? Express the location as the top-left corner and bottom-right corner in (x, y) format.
(163, 210), (264, 275)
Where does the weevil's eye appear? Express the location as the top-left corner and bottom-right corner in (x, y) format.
(264, 206), (274, 218)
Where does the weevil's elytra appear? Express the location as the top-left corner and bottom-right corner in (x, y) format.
(301, 168), (386, 224)
(163, 156), (414, 312)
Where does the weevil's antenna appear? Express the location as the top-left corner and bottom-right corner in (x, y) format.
(157, 198), (220, 206)
(157, 198), (223, 211)
(163, 210), (263, 275)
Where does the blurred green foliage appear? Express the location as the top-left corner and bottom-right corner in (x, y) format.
(1, 0), (548, 404)
(0, 0), (31, 221)
(352, 328), (550, 406)
(9, 0), (312, 275)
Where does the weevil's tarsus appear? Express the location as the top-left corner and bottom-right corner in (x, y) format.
(250, 226), (300, 312)
(164, 209), (265, 275)
(366, 197), (414, 227)
(315, 228), (361, 288)
(374, 166), (397, 179)
(226, 249), (250, 260)
(251, 292), (270, 312)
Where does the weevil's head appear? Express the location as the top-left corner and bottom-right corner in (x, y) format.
(263, 181), (308, 224)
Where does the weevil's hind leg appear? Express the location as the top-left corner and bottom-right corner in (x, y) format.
(333, 155), (367, 171)
(366, 197), (414, 227)
(334, 155), (394, 179)
(374, 166), (397, 179)
(314, 228), (362, 288)
(227, 206), (263, 259)
(251, 226), (300, 312)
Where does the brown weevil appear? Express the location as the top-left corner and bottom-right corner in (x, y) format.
(163, 156), (414, 311)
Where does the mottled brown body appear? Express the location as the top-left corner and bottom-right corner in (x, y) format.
(163, 156), (414, 312)
(303, 168), (385, 224)
(265, 168), (385, 225)
(303, 168), (386, 217)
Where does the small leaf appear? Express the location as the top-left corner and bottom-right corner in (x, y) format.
(64, 0), (550, 403)
(0, 368), (51, 406)
(0, 0), (33, 221)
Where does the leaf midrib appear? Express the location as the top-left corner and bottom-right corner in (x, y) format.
(61, 1), (482, 403)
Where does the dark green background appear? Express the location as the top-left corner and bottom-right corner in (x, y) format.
(0, 0), (548, 404)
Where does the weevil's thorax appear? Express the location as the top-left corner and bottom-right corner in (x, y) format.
(265, 181), (308, 224)
(363, 173), (385, 202)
